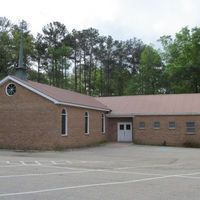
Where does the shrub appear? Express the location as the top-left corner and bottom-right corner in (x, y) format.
(183, 142), (200, 148)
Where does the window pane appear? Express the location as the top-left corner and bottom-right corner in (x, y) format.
(186, 122), (195, 127)
(154, 122), (160, 129)
(101, 114), (105, 133)
(85, 117), (88, 133)
(120, 124), (124, 130)
(169, 121), (176, 129)
(126, 124), (131, 130)
(85, 112), (89, 134)
(186, 122), (195, 133)
(62, 109), (66, 114)
(139, 122), (145, 129)
(187, 127), (195, 132)
(61, 114), (66, 135)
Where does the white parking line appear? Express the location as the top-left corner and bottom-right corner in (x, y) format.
(0, 170), (96, 178)
(34, 161), (41, 165)
(20, 161), (26, 165)
(0, 164), (39, 168)
(178, 175), (200, 179)
(36, 163), (164, 176)
(115, 163), (182, 170)
(0, 174), (181, 197)
(0, 170), (199, 197)
(103, 170), (162, 176)
(39, 164), (91, 171)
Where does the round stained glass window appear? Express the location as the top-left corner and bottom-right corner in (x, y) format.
(6, 83), (16, 96)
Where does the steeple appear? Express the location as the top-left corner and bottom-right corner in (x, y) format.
(15, 29), (27, 80)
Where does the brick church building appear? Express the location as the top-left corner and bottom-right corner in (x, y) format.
(1, 74), (200, 150)
(1, 38), (200, 150)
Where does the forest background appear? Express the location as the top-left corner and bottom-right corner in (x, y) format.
(0, 17), (200, 96)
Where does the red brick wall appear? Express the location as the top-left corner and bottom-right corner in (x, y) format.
(0, 81), (106, 150)
(133, 115), (200, 146)
(107, 118), (133, 141)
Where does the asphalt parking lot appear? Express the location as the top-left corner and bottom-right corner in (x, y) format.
(0, 143), (200, 200)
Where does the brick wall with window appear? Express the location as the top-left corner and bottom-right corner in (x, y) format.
(0, 81), (107, 150)
(134, 115), (200, 146)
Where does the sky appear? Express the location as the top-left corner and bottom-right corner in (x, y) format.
(1, 0), (200, 45)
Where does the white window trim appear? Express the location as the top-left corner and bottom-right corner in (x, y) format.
(84, 112), (90, 134)
(5, 83), (16, 96)
(61, 109), (68, 136)
(102, 114), (106, 134)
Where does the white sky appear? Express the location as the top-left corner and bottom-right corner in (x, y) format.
(1, 0), (200, 44)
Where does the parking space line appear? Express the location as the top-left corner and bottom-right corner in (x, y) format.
(0, 164), (39, 168)
(0, 170), (199, 197)
(178, 175), (200, 179)
(0, 170), (95, 179)
(40, 164), (89, 170)
(102, 170), (162, 176)
(175, 172), (200, 179)
(34, 161), (41, 165)
(20, 161), (26, 165)
(0, 174), (179, 197)
(37, 164), (163, 176)
(115, 163), (182, 170)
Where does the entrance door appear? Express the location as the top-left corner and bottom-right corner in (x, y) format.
(117, 122), (133, 142)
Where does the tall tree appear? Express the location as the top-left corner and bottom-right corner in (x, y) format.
(160, 27), (200, 93)
(42, 21), (71, 87)
(126, 45), (163, 94)
(33, 33), (48, 82)
(0, 17), (12, 78)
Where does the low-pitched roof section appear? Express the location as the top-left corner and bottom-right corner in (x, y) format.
(0, 76), (110, 112)
(96, 94), (200, 116)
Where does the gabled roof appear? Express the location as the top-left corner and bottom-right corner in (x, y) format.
(0, 76), (110, 112)
(96, 94), (200, 116)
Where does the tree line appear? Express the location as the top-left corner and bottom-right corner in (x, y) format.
(0, 17), (200, 96)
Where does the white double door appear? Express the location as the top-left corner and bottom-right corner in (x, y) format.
(117, 122), (133, 142)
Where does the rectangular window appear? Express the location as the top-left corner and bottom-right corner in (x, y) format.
(168, 121), (176, 129)
(61, 109), (67, 136)
(101, 114), (105, 133)
(84, 112), (89, 134)
(154, 121), (160, 129)
(126, 124), (131, 130)
(62, 116), (66, 135)
(120, 124), (124, 130)
(186, 122), (195, 133)
(139, 122), (145, 129)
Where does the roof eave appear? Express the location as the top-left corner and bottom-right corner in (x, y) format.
(56, 101), (111, 112)
(107, 112), (200, 117)
(106, 114), (135, 118)
(0, 76), (111, 112)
